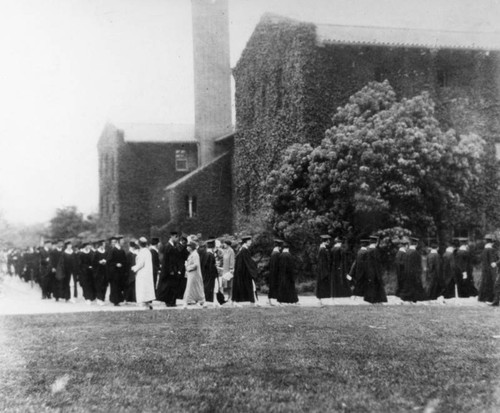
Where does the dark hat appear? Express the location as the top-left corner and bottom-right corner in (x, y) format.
(457, 237), (468, 244)
(241, 235), (252, 242)
(223, 239), (233, 246)
(187, 241), (197, 249)
(81, 241), (90, 247)
(64, 239), (72, 246)
(151, 237), (160, 245)
(95, 239), (106, 244)
(409, 237), (419, 243)
(170, 231), (178, 236)
(360, 239), (370, 245)
(484, 234), (495, 242)
(43, 239), (52, 244)
(274, 239), (284, 245)
(282, 241), (290, 248)
(206, 240), (216, 248)
(109, 235), (123, 241)
(129, 241), (139, 249)
(320, 235), (331, 240)
(369, 235), (379, 242)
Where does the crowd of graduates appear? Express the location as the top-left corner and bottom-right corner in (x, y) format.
(315, 233), (500, 307)
(0, 231), (299, 309)
(2, 230), (500, 309)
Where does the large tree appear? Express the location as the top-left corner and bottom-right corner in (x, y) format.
(266, 81), (488, 242)
(49, 206), (94, 241)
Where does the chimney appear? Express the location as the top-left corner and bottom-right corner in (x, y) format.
(191, 0), (232, 166)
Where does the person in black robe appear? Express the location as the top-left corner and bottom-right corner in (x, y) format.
(316, 234), (332, 305)
(364, 235), (387, 304)
(202, 239), (220, 307)
(79, 242), (96, 303)
(93, 239), (108, 305)
(479, 235), (497, 303)
(124, 241), (138, 303)
(331, 237), (352, 298)
(349, 239), (370, 299)
(39, 240), (53, 299)
(176, 236), (189, 300)
(441, 241), (457, 299)
(400, 237), (426, 302)
(455, 238), (478, 298)
(277, 242), (298, 304)
(490, 255), (500, 306)
(267, 239), (283, 305)
(394, 237), (408, 298)
(426, 240), (443, 300)
(232, 235), (259, 306)
(150, 237), (161, 292)
(156, 231), (181, 307)
(49, 240), (64, 301)
(55, 240), (76, 302)
(106, 235), (126, 306)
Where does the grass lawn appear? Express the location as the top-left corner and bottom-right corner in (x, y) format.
(0, 306), (499, 412)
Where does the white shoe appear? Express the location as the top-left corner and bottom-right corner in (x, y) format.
(97, 300), (105, 306)
(85, 300), (91, 305)
(69, 299), (76, 304)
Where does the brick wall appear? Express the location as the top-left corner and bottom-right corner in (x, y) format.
(162, 151), (233, 240)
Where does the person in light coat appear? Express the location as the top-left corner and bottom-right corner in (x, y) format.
(183, 241), (206, 308)
(132, 237), (156, 310)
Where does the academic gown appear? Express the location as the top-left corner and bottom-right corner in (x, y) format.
(455, 248), (478, 298)
(316, 246), (331, 299)
(55, 251), (75, 300)
(479, 247), (497, 302)
(150, 248), (160, 290)
(79, 251), (96, 301)
(331, 244), (352, 297)
(364, 246), (387, 303)
(124, 251), (136, 302)
(232, 247), (258, 303)
(394, 249), (406, 298)
(202, 250), (218, 302)
(176, 245), (189, 299)
(107, 247), (126, 305)
(277, 251), (298, 303)
(156, 242), (181, 306)
(93, 249), (108, 301)
(268, 249), (281, 300)
(39, 247), (52, 298)
(426, 251), (443, 300)
(441, 249), (456, 299)
(349, 248), (369, 297)
(399, 248), (426, 302)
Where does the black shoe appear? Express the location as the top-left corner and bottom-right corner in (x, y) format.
(490, 301), (499, 307)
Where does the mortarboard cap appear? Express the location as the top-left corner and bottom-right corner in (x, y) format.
(170, 231), (178, 236)
(320, 235), (331, 240)
(274, 239), (284, 245)
(360, 239), (370, 245)
(81, 241), (90, 247)
(206, 239), (216, 248)
(151, 237), (160, 245)
(241, 235), (252, 242)
(484, 234), (495, 242)
(43, 239), (52, 244)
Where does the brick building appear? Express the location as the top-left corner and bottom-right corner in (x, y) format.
(233, 14), (500, 225)
(98, 0), (233, 239)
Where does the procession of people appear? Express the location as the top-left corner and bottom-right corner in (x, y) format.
(2, 230), (500, 309)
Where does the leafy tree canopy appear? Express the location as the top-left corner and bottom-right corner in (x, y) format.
(266, 81), (489, 242)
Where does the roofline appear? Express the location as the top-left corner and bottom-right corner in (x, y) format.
(215, 131), (236, 143)
(165, 151), (231, 191)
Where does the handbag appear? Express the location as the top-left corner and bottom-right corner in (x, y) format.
(216, 276), (226, 305)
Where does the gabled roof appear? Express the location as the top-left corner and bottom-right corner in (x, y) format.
(263, 14), (500, 51)
(316, 23), (500, 51)
(115, 123), (197, 143)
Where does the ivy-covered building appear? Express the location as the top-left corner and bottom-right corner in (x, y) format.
(233, 14), (500, 227)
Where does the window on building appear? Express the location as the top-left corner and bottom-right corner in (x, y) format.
(185, 195), (198, 218)
(176, 150), (189, 171)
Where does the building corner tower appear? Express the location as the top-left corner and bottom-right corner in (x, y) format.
(191, 0), (232, 166)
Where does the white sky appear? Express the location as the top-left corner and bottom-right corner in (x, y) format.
(0, 0), (499, 224)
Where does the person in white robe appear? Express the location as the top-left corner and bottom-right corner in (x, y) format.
(132, 237), (156, 310)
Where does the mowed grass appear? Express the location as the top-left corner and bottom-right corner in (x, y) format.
(0, 306), (499, 413)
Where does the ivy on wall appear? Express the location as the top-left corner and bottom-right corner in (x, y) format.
(233, 14), (500, 229)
